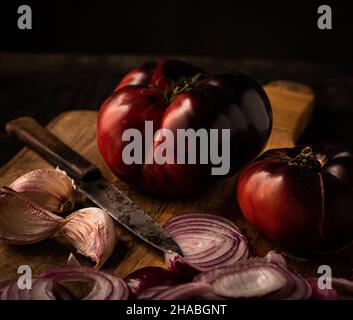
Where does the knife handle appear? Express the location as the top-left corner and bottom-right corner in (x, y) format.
(6, 117), (101, 181)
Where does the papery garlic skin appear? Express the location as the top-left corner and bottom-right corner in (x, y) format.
(61, 208), (116, 268)
(9, 169), (76, 214)
(0, 187), (65, 245)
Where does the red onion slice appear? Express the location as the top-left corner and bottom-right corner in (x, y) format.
(125, 266), (182, 296)
(1, 278), (39, 300)
(195, 261), (286, 299)
(331, 277), (353, 299)
(307, 278), (338, 300)
(141, 282), (213, 300)
(33, 267), (129, 300)
(271, 270), (312, 300)
(0, 278), (73, 300)
(308, 277), (353, 300)
(165, 252), (200, 279)
(164, 213), (248, 276)
(164, 213), (243, 232)
(0, 281), (11, 296)
(1, 267), (129, 300)
(52, 283), (73, 300)
(194, 257), (311, 300)
(137, 285), (171, 300)
(0, 283), (12, 300)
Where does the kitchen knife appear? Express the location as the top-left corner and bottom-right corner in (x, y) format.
(6, 117), (183, 256)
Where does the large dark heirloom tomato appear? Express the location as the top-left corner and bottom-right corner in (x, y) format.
(237, 144), (353, 250)
(97, 60), (272, 195)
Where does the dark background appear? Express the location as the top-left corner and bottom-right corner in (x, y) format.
(0, 0), (352, 166)
(1, 0), (352, 65)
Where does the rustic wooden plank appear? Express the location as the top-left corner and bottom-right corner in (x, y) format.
(1, 81), (352, 284)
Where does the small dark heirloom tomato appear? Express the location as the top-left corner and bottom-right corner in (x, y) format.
(237, 144), (353, 250)
(97, 60), (272, 196)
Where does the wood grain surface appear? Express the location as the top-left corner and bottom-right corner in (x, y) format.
(1, 80), (352, 284)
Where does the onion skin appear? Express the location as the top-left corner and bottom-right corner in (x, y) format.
(237, 144), (353, 250)
(125, 266), (182, 296)
(97, 59), (272, 196)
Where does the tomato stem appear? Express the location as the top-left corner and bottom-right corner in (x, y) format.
(282, 146), (321, 170)
(169, 73), (203, 103)
(148, 73), (203, 104)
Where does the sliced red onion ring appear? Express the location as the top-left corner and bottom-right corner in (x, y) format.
(33, 267), (129, 300)
(140, 282), (213, 300)
(52, 283), (73, 300)
(307, 278), (338, 300)
(125, 266), (182, 296)
(164, 213), (248, 277)
(137, 285), (171, 300)
(165, 253), (201, 280)
(0, 278), (73, 300)
(1, 267), (129, 300)
(278, 270), (311, 300)
(331, 277), (353, 299)
(308, 277), (353, 300)
(1, 278), (39, 300)
(0, 283), (12, 300)
(0, 281), (11, 296)
(194, 256), (311, 300)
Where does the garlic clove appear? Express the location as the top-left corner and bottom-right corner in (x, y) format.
(0, 187), (65, 245)
(61, 208), (116, 268)
(9, 169), (76, 214)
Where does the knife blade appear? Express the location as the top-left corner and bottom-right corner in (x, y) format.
(5, 116), (183, 256)
(78, 177), (182, 253)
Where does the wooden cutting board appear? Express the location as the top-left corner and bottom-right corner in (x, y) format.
(1, 80), (351, 283)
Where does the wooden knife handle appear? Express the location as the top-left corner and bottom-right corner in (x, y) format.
(6, 117), (101, 181)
